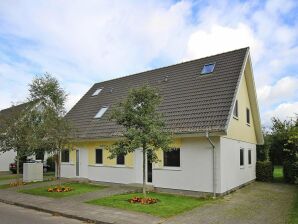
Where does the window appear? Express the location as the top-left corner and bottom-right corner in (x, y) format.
(240, 148), (244, 166)
(233, 100), (238, 118)
(94, 106), (108, 118)
(95, 149), (103, 164)
(116, 154), (125, 165)
(201, 63), (215, 75)
(246, 108), (250, 124)
(92, 88), (102, 96)
(248, 149), (252, 165)
(61, 149), (70, 163)
(164, 148), (180, 167)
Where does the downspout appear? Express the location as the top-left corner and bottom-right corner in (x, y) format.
(206, 131), (216, 199)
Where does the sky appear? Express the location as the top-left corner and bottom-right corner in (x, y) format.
(0, 0), (297, 126)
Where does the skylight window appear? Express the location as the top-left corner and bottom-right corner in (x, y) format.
(92, 88), (102, 96)
(94, 106), (108, 118)
(201, 63), (215, 75)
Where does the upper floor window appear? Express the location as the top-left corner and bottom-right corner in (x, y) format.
(95, 149), (103, 164)
(240, 148), (244, 167)
(61, 149), (70, 163)
(116, 154), (125, 165)
(201, 63), (215, 75)
(246, 108), (250, 124)
(233, 100), (238, 118)
(164, 148), (180, 167)
(94, 106), (108, 119)
(92, 88), (102, 96)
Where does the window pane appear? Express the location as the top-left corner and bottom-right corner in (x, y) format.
(94, 106), (108, 118)
(117, 154), (125, 165)
(248, 150), (252, 165)
(201, 63), (215, 75)
(92, 88), (102, 96)
(62, 149), (69, 163)
(164, 148), (180, 167)
(233, 100), (238, 117)
(246, 108), (250, 124)
(95, 149), (103, 164)
(240, 149), (244, 166)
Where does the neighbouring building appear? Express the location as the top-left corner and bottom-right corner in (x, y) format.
(61, 47), (263, 195)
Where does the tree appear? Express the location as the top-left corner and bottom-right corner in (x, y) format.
(0, 103), (34, 183)
(109, 85), (172, 198)
(25, 74), (73, 185)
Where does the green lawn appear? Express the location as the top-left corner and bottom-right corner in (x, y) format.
(19, 182), (106, 198)
(273, 166), (283, 182)
(288, 189), (298, 224)
(88, 192), (211, 218)
(0, 174), (22, 181)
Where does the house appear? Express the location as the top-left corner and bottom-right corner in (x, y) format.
(61, 47), (263, 195)
(0, 103), (28, 171)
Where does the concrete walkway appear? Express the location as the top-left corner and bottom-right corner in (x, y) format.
(163, 182), (297, 224)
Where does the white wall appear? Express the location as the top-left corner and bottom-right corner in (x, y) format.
(88, 166), (135, 184)
(153, 137), (221, 193)
(0, 150), (16, 171)
(61, 164), (76, 177)
(220, 137), (256, 193)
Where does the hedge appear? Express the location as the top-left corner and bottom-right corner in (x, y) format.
(284, 161), (298, 184)
(256, 161), (273, 182)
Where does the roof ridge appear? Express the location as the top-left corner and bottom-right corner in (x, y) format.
(94, 47), (250, 86)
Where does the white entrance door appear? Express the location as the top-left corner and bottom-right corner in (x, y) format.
(76, 149), (88, 178)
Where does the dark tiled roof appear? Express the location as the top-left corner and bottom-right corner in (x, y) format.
(66, 48), (249, 139)
(0, 102), (30, 130)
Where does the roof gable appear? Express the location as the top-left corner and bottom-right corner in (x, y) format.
(66, 48), (249, 139)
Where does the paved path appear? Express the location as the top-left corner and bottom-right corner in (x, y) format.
(163, 182), (297, 224)
(0, 202), (83, 224)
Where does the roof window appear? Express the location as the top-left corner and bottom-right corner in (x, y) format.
(92, 88), (102, 96)
(201, 63), (215, 75)
(94, 106), (108, 118)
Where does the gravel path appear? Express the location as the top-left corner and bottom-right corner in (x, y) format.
(164, 182), (297, 224)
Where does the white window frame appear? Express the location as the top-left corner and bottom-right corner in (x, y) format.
(94, 106), (108, 118)
(233, 100), (239, 119)
(92, 88), (103, 96)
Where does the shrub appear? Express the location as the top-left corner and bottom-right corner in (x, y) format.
(46, 156), (55, 171)
(256, 161), (273, 182)
(283, 161), (298, 184)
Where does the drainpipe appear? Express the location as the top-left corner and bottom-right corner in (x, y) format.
(206, 131), (216, 199)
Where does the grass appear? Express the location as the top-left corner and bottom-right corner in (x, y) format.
(273, 166), (284, 182)
(0, 174), (22, 181)
(19, 182), (106, 198)
(87, 192), (211, 218)
(288, 189), (298, 224)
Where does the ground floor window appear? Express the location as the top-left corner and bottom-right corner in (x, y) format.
(164, 148), (180, 167)
(240, 148), (244, 167)
(95, 149), (103, 164)
(61, 149), (70, 163)
(116, 154), (125, 165)
(248, 149), (252, 165)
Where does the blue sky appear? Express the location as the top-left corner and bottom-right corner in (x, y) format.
(0, 0), (297, 126)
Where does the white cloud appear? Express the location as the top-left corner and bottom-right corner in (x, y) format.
(263, 102), (298, 125)
(185, 23), (263, 61)
(257, 76), (298, 107)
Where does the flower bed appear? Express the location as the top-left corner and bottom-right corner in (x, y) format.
(128, 196), (158, 204)
(9, 181), (27, 187)
(47, 186), (73, 193)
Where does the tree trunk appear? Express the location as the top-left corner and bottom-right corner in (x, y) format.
(16, 154), (20, 184)
(142, 146), (147, 198)
(57, 150), (61, 186)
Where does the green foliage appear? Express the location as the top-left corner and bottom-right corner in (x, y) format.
(20, 182), (106, 198)
(88, 192), (210, 218)
(283, 161), (298, 184)
(46, 156), (56, 171)
(109, 85), (172, 196)
(256, 161), (273, 182)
